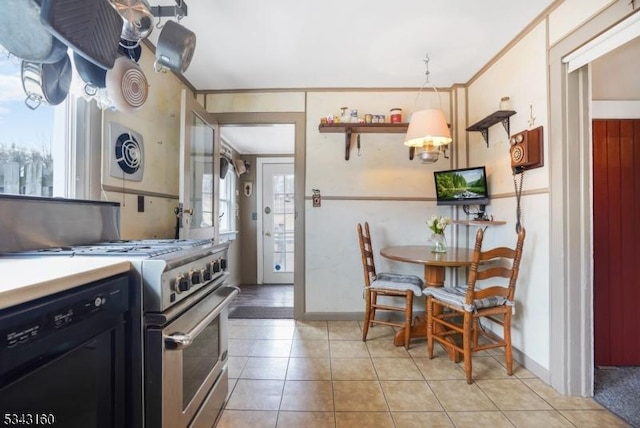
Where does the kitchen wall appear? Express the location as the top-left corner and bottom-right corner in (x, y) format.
(304, 90), (453, 315)
(94, 0), (625, 392)
(100, 44), (184, 240)
(95, 44), (243, 287)
(466, 20), (550, 373)
(236, 154), (258, 284)
(464, 0), (618, 381)
(204, 89), (454, 316)
(196, 0), (625, 387)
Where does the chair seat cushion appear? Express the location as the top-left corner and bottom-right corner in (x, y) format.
(423, 286), (512, 312)
(371, 272), (424, 295)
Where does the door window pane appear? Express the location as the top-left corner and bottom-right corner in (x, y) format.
(190, 113), (214, 228)
(271, 173), (294, 273)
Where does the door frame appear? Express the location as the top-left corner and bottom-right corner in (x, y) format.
(209, 112), (306, 320)
(256, 157), (295, 284)
(548, 2), (638, 396)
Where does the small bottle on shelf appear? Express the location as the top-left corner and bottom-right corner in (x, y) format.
(499, 97), (511, 110)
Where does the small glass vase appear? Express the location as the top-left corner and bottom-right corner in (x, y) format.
(431, 233), (447, 253)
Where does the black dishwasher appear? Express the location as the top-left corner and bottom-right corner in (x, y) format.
(0, 274), (129, 428)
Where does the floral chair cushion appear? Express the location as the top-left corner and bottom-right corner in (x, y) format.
(423, 286), (512, 312)
(371, 272), (424, 296)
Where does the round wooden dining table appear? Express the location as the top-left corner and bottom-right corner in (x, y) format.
(379, 245), (474, 351)
(380, 245), (474, 287)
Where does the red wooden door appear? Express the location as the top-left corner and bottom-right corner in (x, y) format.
(593, 119), (640, 366)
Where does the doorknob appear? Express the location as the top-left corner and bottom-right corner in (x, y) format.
(265, 231), (271, 237)
(264, 206), (271, 214)
(184, 208), (193, 215)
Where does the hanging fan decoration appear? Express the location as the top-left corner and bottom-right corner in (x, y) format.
(109, 122), (144, 181)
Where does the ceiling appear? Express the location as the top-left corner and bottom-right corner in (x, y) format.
(152, 0), (555, 91)
(150, 0), (556, 154)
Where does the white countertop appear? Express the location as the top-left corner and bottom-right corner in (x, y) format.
(0, 257), (131, 310)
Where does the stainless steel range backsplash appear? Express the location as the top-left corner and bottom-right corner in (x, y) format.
(0, 195), (120, 252)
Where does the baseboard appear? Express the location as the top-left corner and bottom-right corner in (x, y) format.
(512, 346), (550, 384)
(302, 311), (427, 322)
(303, 312), (362, 321)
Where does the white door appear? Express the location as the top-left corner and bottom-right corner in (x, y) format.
(179, 90), (220, 240)
(258, 158), (294, 284)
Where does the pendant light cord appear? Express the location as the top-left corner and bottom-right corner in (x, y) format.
(414, 54), (443, 109)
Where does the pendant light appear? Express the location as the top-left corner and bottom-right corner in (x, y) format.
(404, 55), (452, 163)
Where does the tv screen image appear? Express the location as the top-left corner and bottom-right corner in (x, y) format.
(433, 166), (489, 206)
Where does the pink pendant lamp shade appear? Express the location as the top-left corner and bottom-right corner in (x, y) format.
(403, 109), (452, 147)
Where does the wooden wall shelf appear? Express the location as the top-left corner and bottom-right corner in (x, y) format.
(318, 123), (409, 160)
(466, 110), (516, 147)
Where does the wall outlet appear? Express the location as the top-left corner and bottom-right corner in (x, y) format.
(312, 189), (321, 207)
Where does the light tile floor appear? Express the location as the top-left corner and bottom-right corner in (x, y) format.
(215, 319), (630, 428)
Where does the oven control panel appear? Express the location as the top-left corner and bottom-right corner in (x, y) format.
(171, 256), (227, 295)
(157, 247), (229, 311)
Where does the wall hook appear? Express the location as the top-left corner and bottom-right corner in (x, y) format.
(528, 104), (536, 128)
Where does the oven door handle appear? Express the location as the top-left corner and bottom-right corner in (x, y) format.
(163, 286), (239, 350)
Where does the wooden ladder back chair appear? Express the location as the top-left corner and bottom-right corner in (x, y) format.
(424, 227), (526, 383)
(357, 222), (424, 349)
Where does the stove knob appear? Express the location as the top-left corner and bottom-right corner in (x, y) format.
(212, 260), (221, 273)
(174, 275), (190, 293)
(203, 266), (212, 282)
(191, 270), (202, 285)
(220, 258), (227, 271)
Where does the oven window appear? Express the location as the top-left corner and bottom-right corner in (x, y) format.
(182, 316), (220, 409)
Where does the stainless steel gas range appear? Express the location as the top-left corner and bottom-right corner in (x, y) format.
(0, 196), (238, 428)
(14, 238), (238, 428)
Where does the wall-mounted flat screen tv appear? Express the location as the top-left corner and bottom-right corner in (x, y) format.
(434, 166), (489, 206)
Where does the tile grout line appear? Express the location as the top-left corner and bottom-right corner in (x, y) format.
(224, 319), (626, 427)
